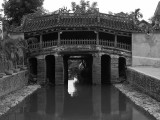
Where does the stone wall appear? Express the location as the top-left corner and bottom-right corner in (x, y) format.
(132, 33), (160, 67)
(127, 68), (160, 101)
(0, 70), (28, 97)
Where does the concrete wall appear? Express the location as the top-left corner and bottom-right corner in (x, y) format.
(132, 33), (160, 67)
(0, 70), (28, 97)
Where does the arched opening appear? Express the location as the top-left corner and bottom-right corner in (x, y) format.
(64, 55), (69, 84)
(29, 57), (37, 76)
(101, 55), (111, 84)
(46, 55), (55, 84)
(118, 57), (126, 79)
(67, 54), (93, 85)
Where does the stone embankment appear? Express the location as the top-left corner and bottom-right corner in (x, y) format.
(0, 70), (41, 117)
(127, 67), (160, 101)
(114, 84), (160, 120)
(115, 66), (160, 120)
(0, 85), (41, 116)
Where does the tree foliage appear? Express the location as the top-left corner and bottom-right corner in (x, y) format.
(114, 8), (143, 21)
(2, 0), (44, 26)
(71, 0), (99, 14)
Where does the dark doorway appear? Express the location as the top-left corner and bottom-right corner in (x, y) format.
(64, 55), (69, 84)
(66, 54), (93, 85)
(118, 57), (126, 79)
(46, 55), (55, 84)
(101, 55), (111, 84)
(29, 57), (37, 76)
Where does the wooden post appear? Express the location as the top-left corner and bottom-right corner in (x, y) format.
(58, 31), (62, 46)
(95, 31), (99, 45)
(114, 34), (117, 47)
(40, 35), (43, 48)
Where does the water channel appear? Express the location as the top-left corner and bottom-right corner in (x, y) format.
(0, 79), (156, 120)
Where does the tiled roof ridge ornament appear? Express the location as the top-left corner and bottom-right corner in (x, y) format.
(11, 7), (144, 33)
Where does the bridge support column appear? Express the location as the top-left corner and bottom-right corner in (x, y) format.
(36, 55), (46, 84)
(111, 55), (119, 83)
(55, 54), (64, 85)
(92, 53), (101, 84)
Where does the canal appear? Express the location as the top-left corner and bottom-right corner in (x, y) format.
(0, 79), (156, 120)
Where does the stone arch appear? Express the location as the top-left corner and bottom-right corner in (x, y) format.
(29, 57), (37, 76)
(118, 57), (126, 79)
(101, 54), (111, 84)
(45, 55), (55, 84)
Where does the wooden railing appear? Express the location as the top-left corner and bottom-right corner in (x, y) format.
(28, 39), (131, 51)
(42, 41), (57, 48)
(99, 39), (114, 47)
(61, 39), (96, 45)
(117, 43), (131, 51)
(28, 43), (40, 50)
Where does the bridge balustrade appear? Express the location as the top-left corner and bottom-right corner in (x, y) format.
(60, 39), (96, 45)
(42, 41), (57, 48)
(99, 39), (114, 47)
(117, 43), (131, 51)
(28, 39), (131, 51)
(28, 43), (40, 50)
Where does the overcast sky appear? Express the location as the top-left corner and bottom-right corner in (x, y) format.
(0, 0), (160, 21)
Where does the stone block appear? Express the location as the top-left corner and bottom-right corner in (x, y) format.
(92, 56), (101, 84)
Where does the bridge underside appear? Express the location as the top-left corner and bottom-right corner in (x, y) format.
(28, 50), (131, 85)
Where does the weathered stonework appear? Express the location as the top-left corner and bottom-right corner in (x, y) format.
(132, 33), (160, 67)
(114, 84), (160, 120)
(127, 67), (160, 101)
(0, 70), (28, 97)
(0, 85), (40, 117)
(92, 54), (101, 84)
(37, 55), (46, 84)
(55, 55), (64, 85)
(111, 55), (119, 82)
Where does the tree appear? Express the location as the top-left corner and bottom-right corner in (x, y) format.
(2, 0), (44, 26)
(71, 0), (98, 14)
(114, 8), (143, 22)
(130, 8), (143, 21)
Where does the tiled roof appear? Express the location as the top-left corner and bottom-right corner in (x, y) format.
(13, 13), (143, 33)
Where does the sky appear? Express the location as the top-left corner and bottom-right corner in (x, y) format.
(0, 0), (160, 21)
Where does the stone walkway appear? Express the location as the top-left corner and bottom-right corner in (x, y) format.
(0, 85), (41, 116)
(128, 66), (160, 80)
(114, 83), (160, 120)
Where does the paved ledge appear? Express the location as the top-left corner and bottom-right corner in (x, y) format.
(128, 66), (160, 80)
(0, 85), (41, 117)
(114, 84), (160, 120)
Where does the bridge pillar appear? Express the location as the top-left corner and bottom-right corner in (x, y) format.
(92, 53), (101, 84)
(111, 55), (119, 83)
(55, 54), (64, 85)
(36, 55), (46, 84)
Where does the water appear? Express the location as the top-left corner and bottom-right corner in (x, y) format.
(0, 80), (156, 120)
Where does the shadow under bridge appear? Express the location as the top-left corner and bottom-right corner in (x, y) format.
(63, 54), (93, 85)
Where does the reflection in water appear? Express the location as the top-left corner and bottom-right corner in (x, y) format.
(68, 77), (78, 97)
(0, 85), (156, 120)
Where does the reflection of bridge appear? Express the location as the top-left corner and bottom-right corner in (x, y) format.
(18, 86), (133, 119)
(14, 12), (142, 84)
